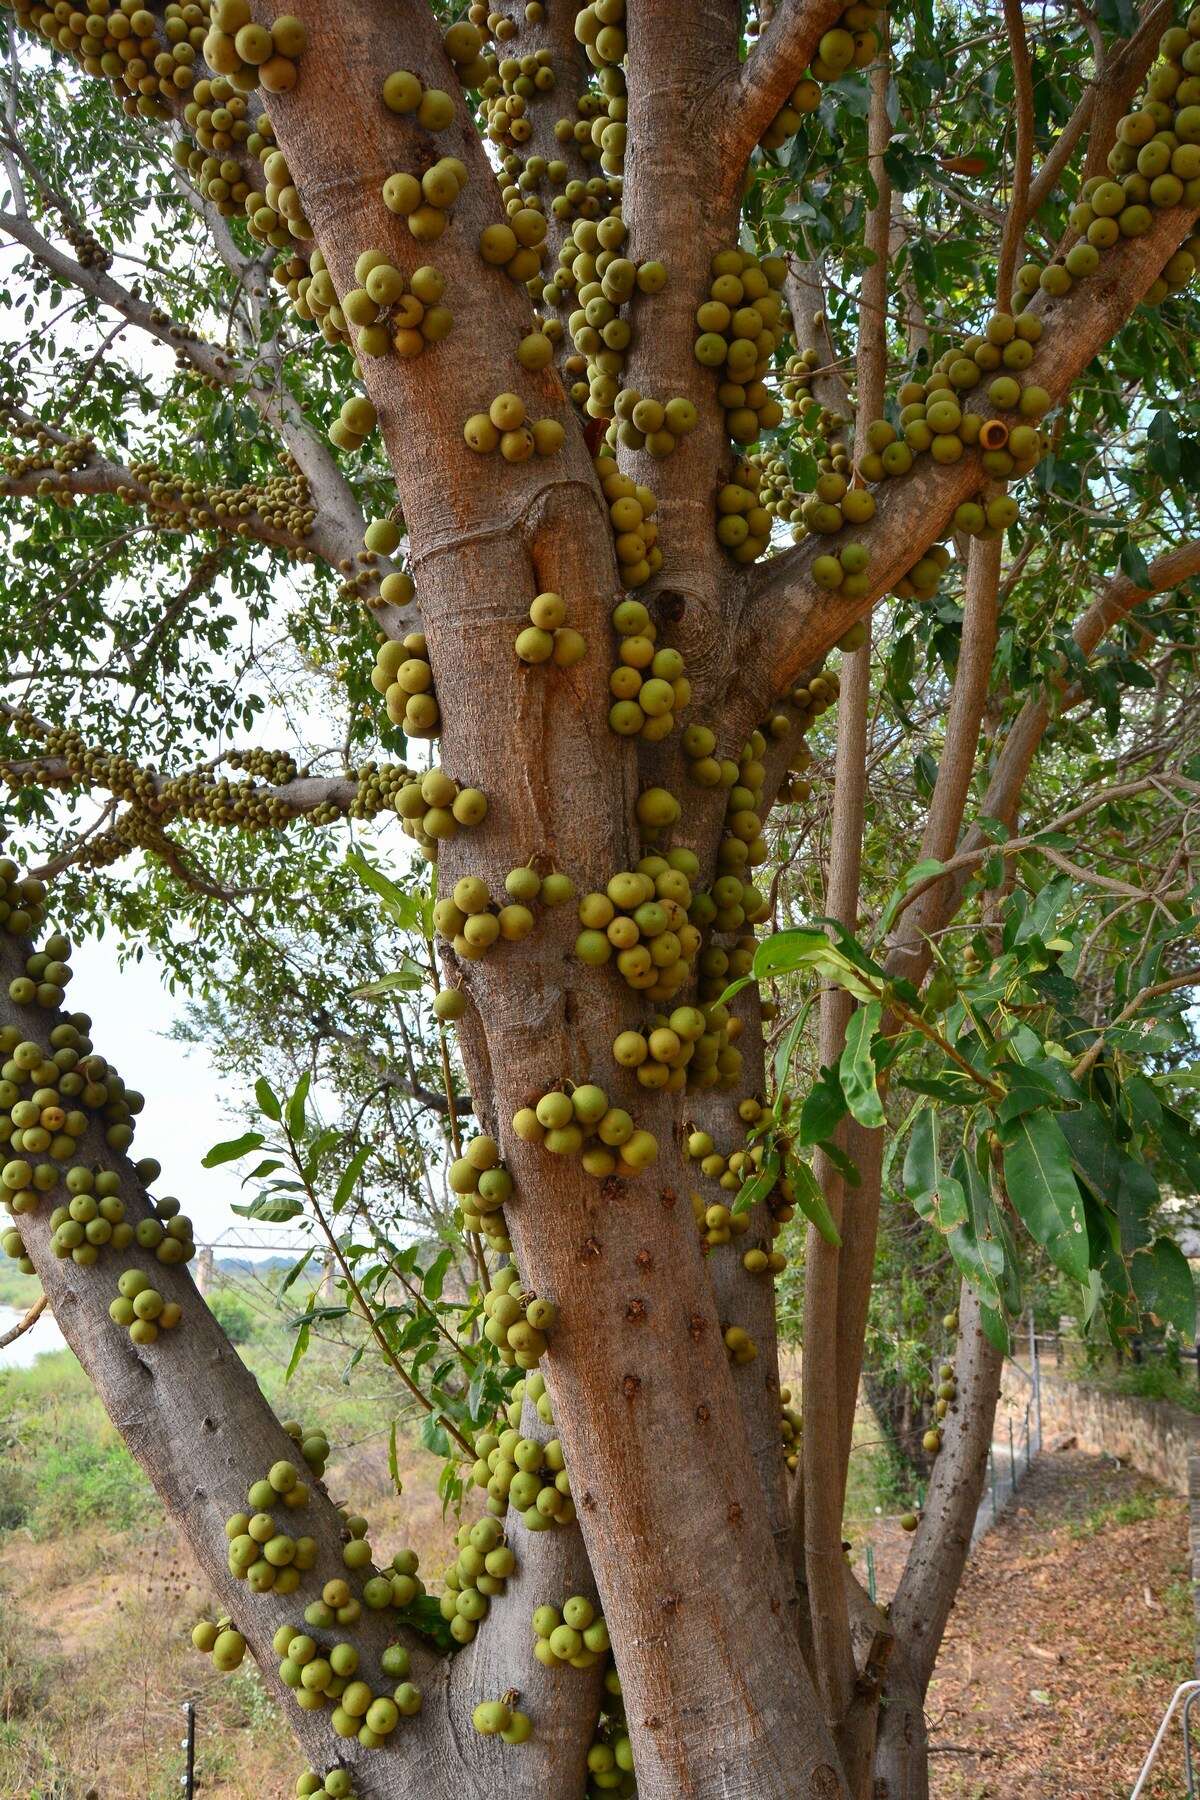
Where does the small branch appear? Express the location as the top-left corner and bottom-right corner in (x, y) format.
(287, 1124), (475, 1458)
(313, 1008), (474, 1120)
(1070, 966), (1200, 1080)
(996, 0), (1035, 305)
(0, 1290), (46, 1348)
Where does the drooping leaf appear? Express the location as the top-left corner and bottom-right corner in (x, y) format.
(231, 1193), (306, 1224)
(978, 1304), (1010, 1355)
(286, 1070), (312, 1139)
(333, 1142), (374, 1214)
(733, 1148), (781, 1217)
(838, 1000), (886, 1128)
(1130, 1237), (1197, 1340)
(797, 1065), (849, 1145)
(785, 1154), (842, 1247)
(254, 1076), (282, 1121)
(285, 1320), (310, 1382)
(422, 1246), (455, 1302)
(1001, 1112), (1090, 1281)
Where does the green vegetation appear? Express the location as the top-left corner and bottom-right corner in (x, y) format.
(0, 1261), (40, 1310)
(0, 1351), (154, 1538)
(1070, 1487), (1159, 1540)
(207, 1283), (260, 1345)
(1075, 1354), (1200, 1414)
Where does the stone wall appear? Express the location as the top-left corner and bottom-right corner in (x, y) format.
(1002, 1360), (1200, 1497)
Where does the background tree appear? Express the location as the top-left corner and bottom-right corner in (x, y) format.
(1, 0), (1200, 1796)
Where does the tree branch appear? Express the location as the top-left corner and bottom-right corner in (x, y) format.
(0, 928), (453, 1790)
(996, 0), (1035, 306)
(804, 42), (891, 1738)
(888, 1281), (1004, 1689)
(733, 199), (1200, 731)
(0, 443), (318, 561)
(885, 535), (1200, 977)
(313, 1008), (474, 1119)
(0, 1290), (46, 1347)
(723, 0), (849, 170)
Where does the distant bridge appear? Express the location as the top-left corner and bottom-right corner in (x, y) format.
(192, 1232), (334, 1296)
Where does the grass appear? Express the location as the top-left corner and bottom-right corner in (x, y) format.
(0, 1274), (464, 1795)
(1069, 1487), (1159, 1539)
(0, 1350), (156, 1540)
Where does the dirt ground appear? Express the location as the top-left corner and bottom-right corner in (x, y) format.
(918, 1448), (1193, 1800)
(1, 1441), (1192, 1797)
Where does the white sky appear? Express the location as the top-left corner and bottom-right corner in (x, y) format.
(67, 934), (260, 1245)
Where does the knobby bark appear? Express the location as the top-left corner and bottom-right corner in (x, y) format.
(1, 0), (1196, 1793)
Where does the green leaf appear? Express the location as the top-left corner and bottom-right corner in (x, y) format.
(1012, 873), (1072, 946)
(753, 926), (831, 978)
(422, 1246), (455, 1301)
(280, 1249), (315, 1293)
(1156, 1106), (1200, 1195)
(202, 1130), (265, 1168)
(333, 1143), (373, 1215)
(979, 1305), (1010, 1355)
(797, 1066), (848, 1145)
(254, 1077), (281, 1121)
(388, 1419), (402, 1496)
(897, 1073), (981, 1102)
(786, 1154), (841, 1246)
(733, 1148), (781, 1217)
(231, 1193), (306, 1223)
(913, 1173), (969, 1233)
(838, 1000), (886, 1128)
(903, 1108), (937, 1197)
(1058, 1102), (1157, 1253)
(819, 1139), (861, 1187)
(1001, 1112), (1090, 1282)
(286, 1070), (311, 1139)
(346, 847), (429, 933)
(947, 1219), (1004, 1310)
(903, 1110), (967, 1231)
(1130, 1237), (1196, 1339)
(420, 1413), (451, 1458)
(285, 1320), (310, 1382)
(350, 957), (427, 1000)
(877, 857), (946, 937)
(772, 996), (816, 1092)
(750, 927), (879, 1002)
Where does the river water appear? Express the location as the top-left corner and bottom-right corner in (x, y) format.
(0, 1301), (68, 1370)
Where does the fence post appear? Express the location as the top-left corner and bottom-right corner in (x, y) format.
(1029, 1311), (1042, 1454)
(182, 1700), (195, 1798)
(990, 1444), (997, 1520)
(1009, 1417), (1015, 1498)
(1189, 1457), (1200, 1679)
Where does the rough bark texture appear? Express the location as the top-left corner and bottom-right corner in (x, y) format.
(3, 0), (1196, 1793)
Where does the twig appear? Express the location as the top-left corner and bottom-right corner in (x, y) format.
(996, 0), (1035, 304)
(0, 1291), (46, 1347)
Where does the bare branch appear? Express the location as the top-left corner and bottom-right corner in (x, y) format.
(0, 1290), (46, 1348)
(804, 43), (891, 1737)
(889, 1282), (1003, 1689)
(996, 0), (1035, 305)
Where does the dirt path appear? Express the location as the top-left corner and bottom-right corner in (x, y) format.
(922, 1447), (1192, 1800)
